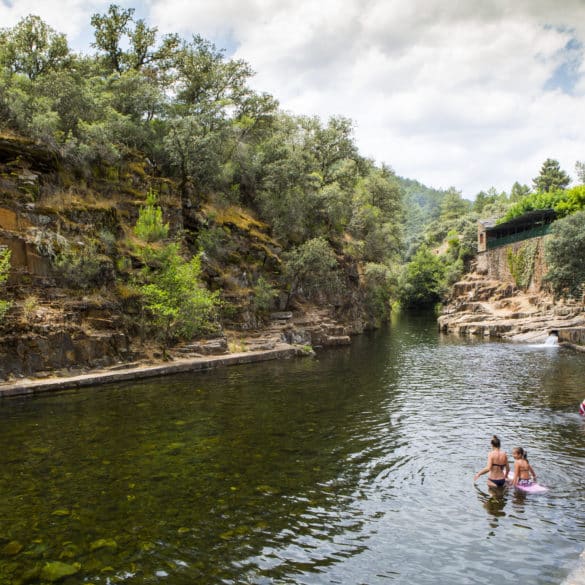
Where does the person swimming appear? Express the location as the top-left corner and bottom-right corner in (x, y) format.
(473, 435), (510, 488)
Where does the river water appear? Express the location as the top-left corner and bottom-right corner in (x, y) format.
(1, 313), (584, 584)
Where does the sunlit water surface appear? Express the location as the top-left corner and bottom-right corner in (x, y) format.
(1, 313), (584, 584)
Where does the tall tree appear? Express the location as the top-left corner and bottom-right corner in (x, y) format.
(91, 4), (134, 73)
(439, 188), (471, 221)
(91, 4), (179, 74)
(532, 158), (570, 193)
(0, 15), (70, 79)
(544, 210), (585, 298)
(509, 181), (531, 202)
(575, 161), (585, 185)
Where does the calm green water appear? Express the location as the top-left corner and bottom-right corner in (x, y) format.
(1, 313), (585, 584)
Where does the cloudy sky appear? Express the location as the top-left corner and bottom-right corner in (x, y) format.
(2, 0), (585, 197)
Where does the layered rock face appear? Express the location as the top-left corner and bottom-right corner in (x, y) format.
(438, 272), (585, 342)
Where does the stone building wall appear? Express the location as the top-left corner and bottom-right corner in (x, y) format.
(475, 235), (550, 293)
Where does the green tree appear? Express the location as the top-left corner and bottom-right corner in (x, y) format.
(575, 161), (585, 185)
(544, 210), (585, 299)
(91, 4), (180, 74)
(91, 4), (134, 73)
(282, 237), (341, 306)
(138, 245), (219, 354)
(533, 158), (570, 193)
(133, 192), (219, 352)
(362, 262), (396, 323)
(509, 181), (531, 202)
(439, 188), (471, 221)
(555, 185), (585, 217)
(398, 245), (445, 307)
(0, 15), (70, 79)
(134, 190), (169, 242)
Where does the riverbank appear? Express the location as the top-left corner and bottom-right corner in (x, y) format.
(439, 272), (585, 342)
(0, 342), (309, 399)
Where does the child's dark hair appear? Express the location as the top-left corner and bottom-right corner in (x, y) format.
(491, 435), (501, 448)
(514, 447), (528, 460)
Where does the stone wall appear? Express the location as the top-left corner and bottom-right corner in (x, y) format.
(476, 235), (550, 293)
(558, 327), (585, 346)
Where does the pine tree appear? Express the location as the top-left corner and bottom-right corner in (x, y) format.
(532, 159), (570, 193)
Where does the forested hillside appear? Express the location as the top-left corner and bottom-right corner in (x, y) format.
(0, 7), (584, 379)
(0, 7), (419, 377)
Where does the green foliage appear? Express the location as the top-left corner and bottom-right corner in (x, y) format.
(251, 276), (278, 315)
(0, 15), (70, 79)
(509, 182), (531, 203)
(0, 247), (11, 321)
(362, 263), (396, 323)
(0, 9), (490, 317)
(506, 241), (537, 290)
(52, 241), (112, 289)
(499, 190), (566, 223)
(544, 210), (585, 299)
(398, 245), (446, 308)
(554, 185), (585, 217)
(499, 185), (585, 223)
(533, 158), (570, 193)
(282, 237), (342, 303)
(134, 190), (169, 242)
(439, 188), (471, 222)
(137, 244), (219, 350)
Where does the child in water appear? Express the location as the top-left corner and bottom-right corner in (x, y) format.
(511, 447), (537, 487)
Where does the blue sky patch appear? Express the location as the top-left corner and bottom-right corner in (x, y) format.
(544, 30), (583, 95)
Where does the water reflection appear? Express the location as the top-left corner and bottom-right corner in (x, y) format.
(0, 315), (584, 584)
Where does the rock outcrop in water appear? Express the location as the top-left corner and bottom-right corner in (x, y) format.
(438, 270), (585, 342)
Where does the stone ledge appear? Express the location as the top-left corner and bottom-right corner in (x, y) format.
(0, 344), (306, 399)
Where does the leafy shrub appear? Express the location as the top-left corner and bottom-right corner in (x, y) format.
(363, 262), (396, 323)
(137, 244), (220, 352)
(134, 190), (169, 242)
(544, 210), (585, 299)
(251, 276), (278, 315)
(53, 241), (113, 289)
(282, 237), (342, 303)
(398, 245), (446, 308)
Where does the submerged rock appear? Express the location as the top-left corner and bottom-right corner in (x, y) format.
(40, 561), (80, 582)
(89, 538), (118, 552)
(2, 540), (23, 556)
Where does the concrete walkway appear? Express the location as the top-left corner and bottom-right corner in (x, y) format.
(0, 344), (305, 398)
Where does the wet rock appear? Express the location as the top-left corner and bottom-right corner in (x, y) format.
(2, 540), (23, 556)
(40, 561), (80, 582)
(89, 538), (118, 552)
(19, 564), (42, 584)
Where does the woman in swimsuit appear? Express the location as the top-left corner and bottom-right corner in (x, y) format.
(473, 435), (509, 488)
(511, 447), (537, 487)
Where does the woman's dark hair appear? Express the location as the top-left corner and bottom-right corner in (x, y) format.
(515, 447), (528, 460)
(491, 435), (501, 448)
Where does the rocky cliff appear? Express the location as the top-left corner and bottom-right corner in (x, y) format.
(0, 135), (374, 381)
(439, 237), (585, 342)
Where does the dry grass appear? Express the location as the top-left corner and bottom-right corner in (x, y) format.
(202, 203), (267, 232)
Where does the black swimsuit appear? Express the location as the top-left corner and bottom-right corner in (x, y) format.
(489, 460), (507, 487)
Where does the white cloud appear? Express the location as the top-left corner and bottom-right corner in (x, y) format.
(3, 0), (585, 195)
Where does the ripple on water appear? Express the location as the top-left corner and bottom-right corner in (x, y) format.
(0, 327), (584, 584)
